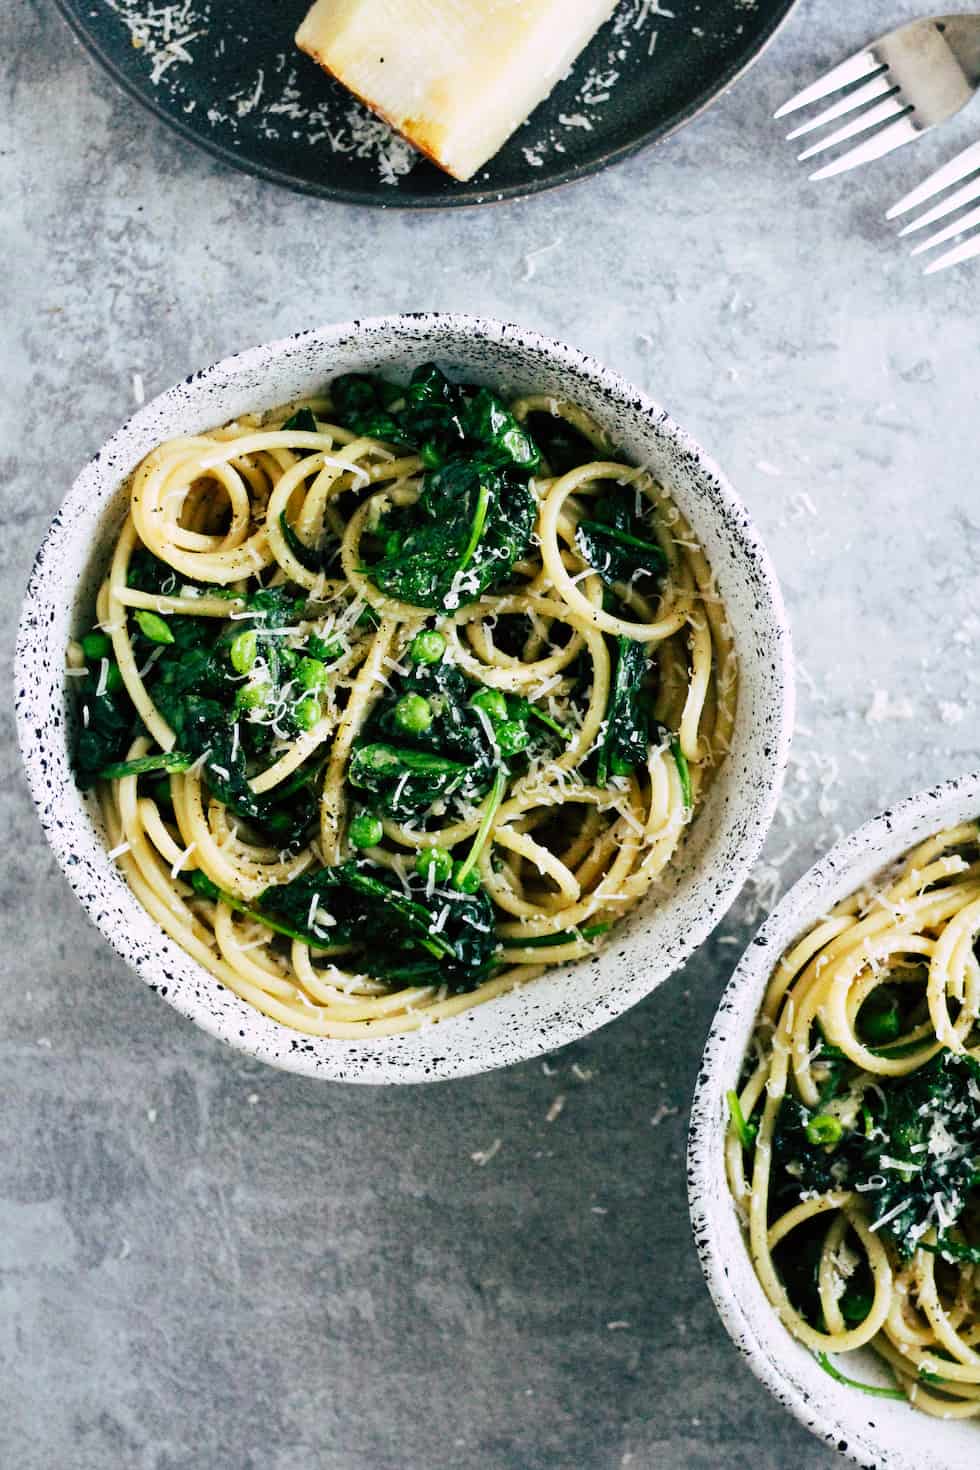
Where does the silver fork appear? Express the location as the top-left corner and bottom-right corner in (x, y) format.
(887, 137), (980, 272)
(776, 15), (980, 180)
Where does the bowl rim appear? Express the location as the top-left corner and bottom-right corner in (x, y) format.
(15, 311), (795, 1083)
(687, 769), (980, 1469)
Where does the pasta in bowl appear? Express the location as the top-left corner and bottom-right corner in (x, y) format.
(16, 315), (791, 1080)
(690, 775), (980, 1470)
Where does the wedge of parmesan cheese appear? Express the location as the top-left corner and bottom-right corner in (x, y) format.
(296, 0), (619, 181)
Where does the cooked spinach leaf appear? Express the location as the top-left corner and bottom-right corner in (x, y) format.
(458, 388), (540, 470)
(189, 868), (318, 946)
(923, 1234), (980, 1265)
(575, 488), (667, 587)
(350, 659), (497, 822)
(258, 859), (498, 993)
(96, 751), (193, 781)
(125, 546), (241, 603)
(576, 519), (667, 586)
(595, 636), (652, 786)
(332, 363), (540, 472)
(333, 364), (539, 612)
(281, 407), (319, 434)
(87, 550), (323, 846)
(349, 743), (471, 820)
(279, 511), (335, 575)
(245, 586), (307, 627)
(149, 582), (307, 756)
(330, 370), (426, 450)
(858, 1051), (980, 1256)
(524, 412), (599, 477)
(126, 546), (183, 597)
(367, 456), (535, 612)
(346, 656), (560, 830)
(773, 1050), (980, 1259)
(73, 662), (136, 789)
(506, 695), (568, 744)
(197, 722), (318, 847)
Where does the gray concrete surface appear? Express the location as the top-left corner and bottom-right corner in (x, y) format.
(4, 1), (980, 1466)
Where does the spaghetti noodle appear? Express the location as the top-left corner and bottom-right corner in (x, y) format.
(69, 364), (735, 1039)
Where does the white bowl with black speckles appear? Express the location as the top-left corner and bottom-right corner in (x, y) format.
(15, 314), (793, 1083)
(688, 773), (980, 1470)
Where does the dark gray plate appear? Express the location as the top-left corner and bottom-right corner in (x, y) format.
(54, 0), (798, 207)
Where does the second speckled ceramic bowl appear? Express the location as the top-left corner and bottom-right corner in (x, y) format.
(689, 772), (980, 1470)
(15, 314), (793, 1082)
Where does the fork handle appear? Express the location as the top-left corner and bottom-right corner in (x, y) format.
(937, 16), (980, 88)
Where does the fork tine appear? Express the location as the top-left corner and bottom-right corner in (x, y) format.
(797, 97), (908, 163)
(909, 200), (980, 255)
(887, 139), (980, 219)
(898, 174), (980, 236)
(774, 49), (884, 120)
(785, 75), (896, 142)
(923, 231), (980, 275)
(809, 115), (920, 180)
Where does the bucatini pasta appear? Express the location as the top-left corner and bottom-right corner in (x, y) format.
(69, 364), (736, 1039)
(728, 823), (980, 1420)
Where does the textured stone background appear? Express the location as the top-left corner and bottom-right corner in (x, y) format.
(4, 1), (980, 1466)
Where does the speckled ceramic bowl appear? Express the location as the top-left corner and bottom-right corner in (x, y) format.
(689, 772), (980, 1469)
(15, 314), (793, 1083)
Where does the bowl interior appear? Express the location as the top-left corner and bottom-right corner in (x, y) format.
(15, 314), (792, 1082)
(689, 772), (980, 1470)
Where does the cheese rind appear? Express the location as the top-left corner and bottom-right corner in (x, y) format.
(296, 0), (619, 181)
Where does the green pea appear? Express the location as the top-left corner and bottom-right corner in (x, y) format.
(308, 635), (343, 663)
(840, 1288), (873, 1326)
(81, 631), (112, 661)
(415, 846), (453, 883)
(349, 811), (384, 850)
(230, 629), (258, 674)
(858, 988), (901, 1046)
(408, 629), (446, 665)
(470, 687), (508, 723)
(134, 609), (175, 645)
(393, 693), (433, 735)
(495, 720), (530, 757)
(805, 1114), (844, 1147)
(296, 656), (328, 692)
(235, 678), (271, 713)
(293, 693), (321, 731)
(452, 861), (481, 895)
